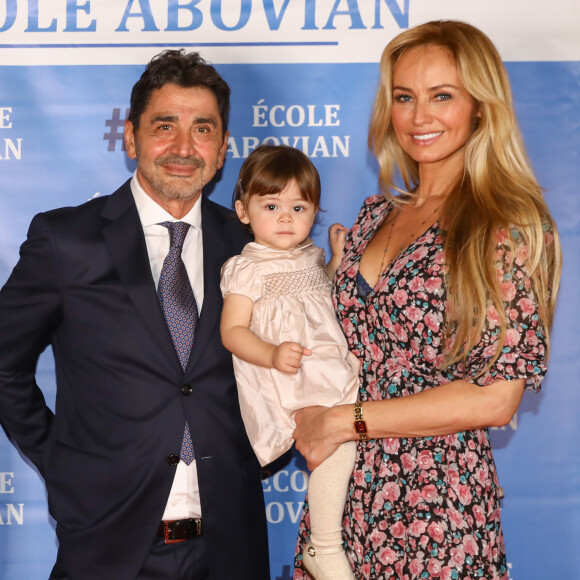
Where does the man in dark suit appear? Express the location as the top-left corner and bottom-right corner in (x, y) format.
(0, 50), (269, 579)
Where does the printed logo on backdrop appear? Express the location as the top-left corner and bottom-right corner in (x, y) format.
(0, 107), (22, 161)
(0, 472), (24, 526)
(230, 100), (349, 159)
(103, 103), (349, 160)
(262, 467), (308, 525)
(0, 0), (410, 64)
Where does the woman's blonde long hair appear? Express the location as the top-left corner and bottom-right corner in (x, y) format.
(368, 20), (561, 368)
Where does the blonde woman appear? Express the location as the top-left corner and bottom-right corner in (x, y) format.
(293, 20), (561, 579)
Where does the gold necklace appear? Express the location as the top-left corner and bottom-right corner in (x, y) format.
(377, 203), (441, 278)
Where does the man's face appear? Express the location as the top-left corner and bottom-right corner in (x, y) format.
(124, 83), (229, 206)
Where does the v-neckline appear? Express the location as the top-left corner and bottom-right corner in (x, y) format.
(357, 207), (440, 297)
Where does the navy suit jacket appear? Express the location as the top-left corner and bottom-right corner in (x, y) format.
(0, 180), (269, 579)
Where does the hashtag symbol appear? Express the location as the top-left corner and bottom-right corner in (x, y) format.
(104, 108), (129, 152)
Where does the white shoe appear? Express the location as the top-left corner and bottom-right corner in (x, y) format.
(301, 542), (354, 580)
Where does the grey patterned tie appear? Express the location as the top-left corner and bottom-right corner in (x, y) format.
(157, 221), (197, 465)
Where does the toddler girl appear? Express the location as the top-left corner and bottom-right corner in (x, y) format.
(220, 145), (359, 580)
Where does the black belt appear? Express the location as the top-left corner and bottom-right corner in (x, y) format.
(156, 518), (202, 544)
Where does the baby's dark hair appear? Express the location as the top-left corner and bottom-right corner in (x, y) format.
(234, 145), (321, 209)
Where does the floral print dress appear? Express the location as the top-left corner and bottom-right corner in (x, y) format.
(294, 195), (548, 580)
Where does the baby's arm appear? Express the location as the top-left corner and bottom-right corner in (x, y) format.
(221, 293), (312, 374)
(326, 223), (348, 278)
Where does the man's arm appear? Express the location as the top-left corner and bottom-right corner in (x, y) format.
(0, 213), (61, 472)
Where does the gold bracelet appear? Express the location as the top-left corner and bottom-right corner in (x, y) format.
(353, 401), (368, 442)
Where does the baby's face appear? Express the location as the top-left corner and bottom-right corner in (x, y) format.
(235, 180), (317, 250)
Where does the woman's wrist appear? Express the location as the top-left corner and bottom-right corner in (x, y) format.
(353, 400), (369, 442)
(326, 403), (360, 444)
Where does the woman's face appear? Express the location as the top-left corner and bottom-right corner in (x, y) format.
(390, 44), (480, 173)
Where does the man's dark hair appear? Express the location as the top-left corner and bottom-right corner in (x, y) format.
(128, 49), (230, 133)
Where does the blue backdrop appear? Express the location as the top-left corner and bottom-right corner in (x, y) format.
(1, 2), (579, 578)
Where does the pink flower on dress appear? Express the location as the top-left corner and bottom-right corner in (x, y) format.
(401, 452), (416, 472)
(406, 306), (423, 323)
(378, 461), (390, 478)
(369, 529), (387, 547)
(427, 521), (445, 543)
(381, 311), (394, 330)
(483, 343), (499, 358)
(339, 289), (359, 307)
(475, 467), (490, 487)
(386, 358), (400, 376)
(486, 305), (500, 327)
(409, 559), (425, 575)
(456, 484), (472, 506)
(383, 482), (401, 503)
(370, 342), (384, 362)
(518, 297), (535, 317)
(446, 468), (460, 487)
(408, 519), (428, 536)
(354, 469), (366, 486)
(500, 281), (516, 302)
(505, 328), (521, 347)
(503, 351), (517, 364)
(342, 318), (355, 337)
(384, 438), (400, 454)
(352, 505), (365, 525)
(409, 246), (429, 262)
(463, 534), (480, 556)
(427, 558), (442, 577)
(526, 329), (539, 346)
(515, 244), (530, 265)
(424, 277), (443, 293)
(372, 493), (385, 512)
(421, 484), (438, 502)
(496, 228), (509, 244)
(360, 326), (371, 346)
(466, 451), (479, 470)
(422, 345), (437, 363)
(378, 547), (397, 565)
(450, 545), (466, 567)
(408, 276), (424, 292)
(394, 323), (408, 342)
(390, 520), (407, 538)
(393, 289), (409, 308)
(424, 312), (440, 333)
(446, 508), (466, 529)
(417, 450), (435, 470)
(473, 504), (486, 526)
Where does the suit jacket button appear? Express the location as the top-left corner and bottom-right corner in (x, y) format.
(181, 384), (193, 396)
(167, 454), (180, 466)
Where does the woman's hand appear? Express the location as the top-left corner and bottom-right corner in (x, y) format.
(326, 223), (349, 278)
(293, 405), (351, 470)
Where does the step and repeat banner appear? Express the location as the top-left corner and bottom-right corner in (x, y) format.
(1, 1), (579, 578)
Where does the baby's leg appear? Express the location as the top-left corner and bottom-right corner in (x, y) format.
(302, 441), (356, 580)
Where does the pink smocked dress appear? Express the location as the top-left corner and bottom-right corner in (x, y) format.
(294, 195), (550, 579)
(220, 239), (360, 466)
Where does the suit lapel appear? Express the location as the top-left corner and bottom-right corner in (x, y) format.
(100, 182), (179, 368)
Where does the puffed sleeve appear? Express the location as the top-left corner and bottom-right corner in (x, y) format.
(220, 255), (264, 303)
(463, 229), (548, 391)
